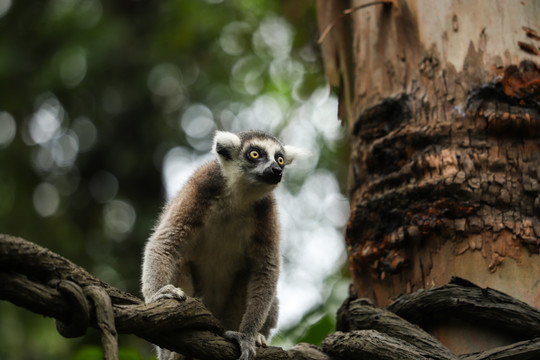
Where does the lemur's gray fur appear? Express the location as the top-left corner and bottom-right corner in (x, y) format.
(141, 130), (305, 360)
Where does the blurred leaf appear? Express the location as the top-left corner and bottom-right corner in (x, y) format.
(72, 346), (102, 360)
(72, 345), (148, 360)
(118, 347), (148, 360)
(298, 313), (336, 345)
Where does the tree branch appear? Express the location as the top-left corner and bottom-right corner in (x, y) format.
(3, 234), (540, 360)
(337, 298), (457, 360)
(459, 338), (540, 360)
(0, 234), (234, 359)
(387, 277), (540, 339)
(323, 330), (434, 360)
(0, 234), (313, 360)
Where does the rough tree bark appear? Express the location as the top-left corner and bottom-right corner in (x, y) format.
(318, 0), (540, 355)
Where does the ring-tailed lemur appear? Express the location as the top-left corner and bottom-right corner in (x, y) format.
(141, 130), (306, 360)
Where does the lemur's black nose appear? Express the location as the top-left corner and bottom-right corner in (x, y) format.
(260, 163), (283, 184)
(272, 164), (282, 175)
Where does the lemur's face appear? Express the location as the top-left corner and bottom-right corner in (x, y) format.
(213, 130), (305, 190)
(240, 138), (285, 185)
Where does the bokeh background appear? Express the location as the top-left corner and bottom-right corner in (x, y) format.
(0, 1), (350, 359)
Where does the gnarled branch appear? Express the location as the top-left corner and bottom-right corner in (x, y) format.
(0, 234), (237, 359)
(3, 234), (540, 360)
(387, 277), (540, 339)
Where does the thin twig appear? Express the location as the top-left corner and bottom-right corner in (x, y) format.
(318, 1), (393, 44)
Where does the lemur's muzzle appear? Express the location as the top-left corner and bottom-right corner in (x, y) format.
(259, 163), (283, 184)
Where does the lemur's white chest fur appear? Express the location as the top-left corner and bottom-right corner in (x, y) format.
(187, 193), (257, 312)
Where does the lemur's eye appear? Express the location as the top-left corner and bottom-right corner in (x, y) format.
(276, 156), (285, 166)
(249, 150), (260, 159)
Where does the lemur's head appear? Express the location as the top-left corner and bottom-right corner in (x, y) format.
(213, 130), (306, 190)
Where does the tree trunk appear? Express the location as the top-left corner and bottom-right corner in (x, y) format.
(318, 0), (540, 354)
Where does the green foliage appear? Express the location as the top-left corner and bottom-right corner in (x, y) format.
(0, 0), (349, 358)
(72, 346), (151, 360)
(72, 346), (103, 360)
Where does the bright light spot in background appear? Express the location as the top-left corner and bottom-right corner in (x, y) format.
(162, 146), (214, 199)
(180, 104), (216, 151)
(148, 63), (183, 97)
(23, 93), (86, 173)
(236, 98), (283, 134)
(148, 63), (186, 115)
(218, 94), (287, 135)
(33, 182), (61, 217)
(0, 0), (10, 18)
(28, 96), (64, 145)
(251, 95), (285, 131)
(59, 47), (87, 88)
(23, 93), (85, 215)
(253, 16), (293, 60)
(71, 117), (97, 152)
(276, 170), (349, 329)
(75, 0), (103, 28)
(270, 58), (304, 93)
(280, 86), (343, 175)
(231, 56), (265, 96)
(47, 0), (103, 29)
(220, 21), (251, 56)
(0, 111), (16, 148)
(31, 147), (55, 173)
(103, 200), (136, 241)
(311, 88), (342, 143)
(227, 15), (300, 97)
(52, 131), (79, 168)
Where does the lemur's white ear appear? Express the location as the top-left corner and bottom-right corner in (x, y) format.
(284, 145), (311, 165)
(213, 131), (241, 161)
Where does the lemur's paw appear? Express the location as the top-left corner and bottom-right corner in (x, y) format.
(224, 331), (256, 360)
(255, 333), (268, 347)
(147, 285), (186, 303)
